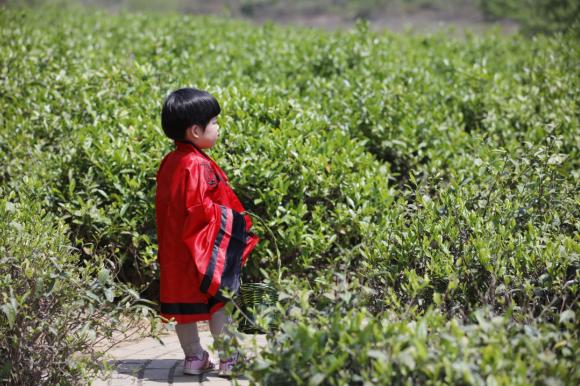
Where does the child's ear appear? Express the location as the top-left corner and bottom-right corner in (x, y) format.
(185, 125), (203, 138)
(188, 125), (202, 139)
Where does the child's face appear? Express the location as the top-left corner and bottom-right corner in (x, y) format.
(187, 116), (220, 149)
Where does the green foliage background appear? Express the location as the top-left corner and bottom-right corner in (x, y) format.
(480, 0), (580, 36)
(0, 2), (578, 384)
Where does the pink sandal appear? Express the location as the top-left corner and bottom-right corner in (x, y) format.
(218, 351), (243, 377)
(183, 350), (215, 375)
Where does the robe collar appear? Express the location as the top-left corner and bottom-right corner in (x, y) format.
(174, 140), (228, 182)
(174, 140), (212, 161)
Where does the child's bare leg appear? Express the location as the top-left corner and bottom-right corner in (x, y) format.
(209, 307), (235, 360)
(175, 322), (204, 358)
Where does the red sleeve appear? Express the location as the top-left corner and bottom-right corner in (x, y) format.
(181, 162), (248, 301)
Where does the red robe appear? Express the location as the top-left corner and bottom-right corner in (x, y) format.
(155, 140), (260, 324)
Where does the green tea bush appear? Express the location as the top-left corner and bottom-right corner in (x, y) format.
(358, 134), (578, 319)
(229, 276), (579, 385)
(0, 183), (157, 385)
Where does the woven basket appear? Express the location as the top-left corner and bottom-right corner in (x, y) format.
(234, 282), (280, 334)
(234, 211), (282, 334)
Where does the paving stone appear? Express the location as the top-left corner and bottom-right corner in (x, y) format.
(116, 361), (147, 376)
(110, 378), (139, 386)
(200, 377), (231, 386)
(171, 374), (204, 384)
(146, 359), (180, 369)
(96, 327), (266, 385)
(92, 376), (140, 386)
(143, 367), (172, 381)
(141, 380), (170, 386)
(90, 379), (109, 386)
(200, 375), (249, 386)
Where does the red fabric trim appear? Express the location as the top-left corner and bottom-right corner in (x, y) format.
(242, 233), (260, 267)
(160, 301), (226, 324)
(208, 207), (233, 296)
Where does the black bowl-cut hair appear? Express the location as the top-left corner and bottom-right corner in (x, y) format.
(161, 88), (221, 141)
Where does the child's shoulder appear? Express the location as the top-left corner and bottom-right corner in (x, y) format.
(158, 149), (208, 177)
(168, 148), (207, 168)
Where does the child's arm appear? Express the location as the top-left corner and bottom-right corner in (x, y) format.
(181, 161), (247, 301)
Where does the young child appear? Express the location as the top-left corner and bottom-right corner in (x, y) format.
(155, 87), (260, 377)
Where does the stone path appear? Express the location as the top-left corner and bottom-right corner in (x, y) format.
(92, 323), (266, 386)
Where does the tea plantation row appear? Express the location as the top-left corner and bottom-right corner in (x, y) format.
(0, 4), (578, 385)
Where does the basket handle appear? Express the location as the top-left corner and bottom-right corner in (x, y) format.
(230, 296), (269, 334)
(241, 209), (282, 284)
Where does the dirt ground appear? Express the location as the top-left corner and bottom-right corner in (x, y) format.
(77, 0), (520, 36)
(247, 6), (519, 35)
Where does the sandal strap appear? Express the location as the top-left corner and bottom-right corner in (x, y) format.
(185, 351), (215, 370)
(220, 351), (242, 364)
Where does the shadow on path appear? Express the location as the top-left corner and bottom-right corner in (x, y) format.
(104, 358), (249, 385)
